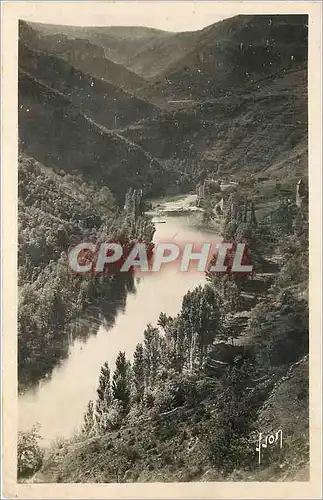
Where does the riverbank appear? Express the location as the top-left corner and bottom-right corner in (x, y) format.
(147, 193), (223, 233)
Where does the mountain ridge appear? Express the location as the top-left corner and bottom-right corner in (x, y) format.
(19, 20), (147, 91)
(23, 20), (200, 79)
(19, 42), (160, 129)
(136, 14), (308, 101)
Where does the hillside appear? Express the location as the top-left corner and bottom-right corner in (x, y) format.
(27, 22), (198, 79)
(18, 151), (114, 385)
(19, 43), (160, 129)
(198, 67), (307, 189)
(20, 14), (308, 192)
(18, 151), (156, 387)
(118, 15), (308, 194)
(136, 14), (308, 101)
(33, 358), (309, 483)
(121, 66), (307, 195)
(19, 21), (147, 92)
(18, 70), (164, 203)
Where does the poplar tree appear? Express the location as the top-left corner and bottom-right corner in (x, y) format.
(179, 285), (223, 369)
(96, 361), (112, 413)
(143, 325), (163, 386)
(112, 351), (132, 413)
(83, 400), (95, 436)
(133, 343), (145, 402)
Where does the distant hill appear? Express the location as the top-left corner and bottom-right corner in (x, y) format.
(18, 70), (164, 203)
(116, 15), (308, 191)
(19, 43), (160, 129)
(19, 20), (147, 92)
(136, 15), (308, 102)
(26, 21), (198, 79)
(26, 23), (173, 40)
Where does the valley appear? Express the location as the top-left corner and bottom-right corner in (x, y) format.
(17, 14), (309, 483)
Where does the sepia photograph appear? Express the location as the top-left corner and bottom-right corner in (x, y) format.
(1, 1), (322, 498)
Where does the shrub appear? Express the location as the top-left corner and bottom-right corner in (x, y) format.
(17, 424), (44, 478)
(99, 400), (124, 431)
(208, 429), (255, 474)
(249, 294), (309, 370)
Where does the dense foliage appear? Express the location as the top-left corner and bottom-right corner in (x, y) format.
(18, 152), (155, 388)
(18, 424), (44, 478)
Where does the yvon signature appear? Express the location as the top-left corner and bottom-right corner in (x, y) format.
(256, 429), (283, 465)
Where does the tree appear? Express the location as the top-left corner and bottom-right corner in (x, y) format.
(112, 352), (132, 413)
(157, 312), (176, 345)
(235, 222), (261, 273)
(202, 198), (214, 224)
(143, 325), (163, 386)
(197, 286), (223, 364)
(133, 343), (145, 402)
(179, 285), (223, 369)
(95, 361), (112, 431)
(157, 312), (170, 333)
(223, 276), (241, 314)
(97, 361), (112, 411)
(83, 400), (96, 436)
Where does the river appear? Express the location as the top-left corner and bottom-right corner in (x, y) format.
(18, 194), (221, 444)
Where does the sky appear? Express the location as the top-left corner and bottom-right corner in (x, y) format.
(19, 1), (231, 32)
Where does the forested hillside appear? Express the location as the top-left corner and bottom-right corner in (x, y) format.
(18, 152), (155, 387)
